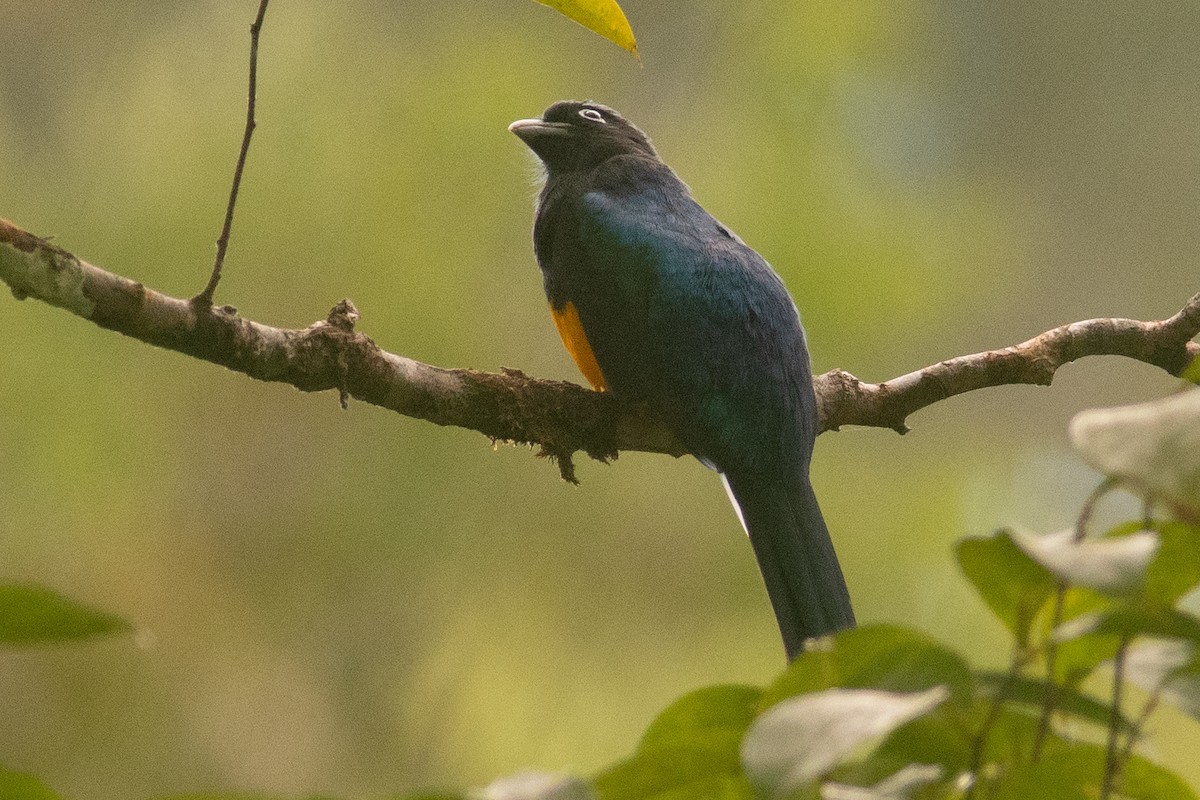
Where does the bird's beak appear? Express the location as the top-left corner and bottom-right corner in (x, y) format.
(508, 118), (571, 144)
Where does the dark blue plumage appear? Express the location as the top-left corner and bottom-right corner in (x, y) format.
(511, 101), (855, 659)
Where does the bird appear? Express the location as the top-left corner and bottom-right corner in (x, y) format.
(509, 101), (855, 660)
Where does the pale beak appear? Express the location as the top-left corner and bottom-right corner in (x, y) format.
(508, 118), (571, 143)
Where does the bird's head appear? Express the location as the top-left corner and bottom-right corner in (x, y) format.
(509, 101), (657, 174)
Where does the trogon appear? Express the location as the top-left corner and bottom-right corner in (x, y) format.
(509, 101), (855, 660)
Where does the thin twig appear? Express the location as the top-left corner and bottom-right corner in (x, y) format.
(1031, 589), (1066, 763)
(1101, 635), (1131, 800)
(1031, 478), (1115, 762)
(1072, 479), (1115, 546)
(1117, 690), (1161, 769)
(965, 645), (1029, 799)
(1115, 507), (1161, 771)
(194, 0), (270, 307)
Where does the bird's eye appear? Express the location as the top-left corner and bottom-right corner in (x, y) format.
(578, 108), (606, 123)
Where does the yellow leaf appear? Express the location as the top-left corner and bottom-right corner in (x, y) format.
(533, 0), (638, 57)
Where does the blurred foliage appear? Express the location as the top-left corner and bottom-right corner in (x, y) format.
(1, 1), (1198, 799)
(0, 764), (64, 800)
(6, 388), (1199, 799)
(0, 584), (129, 644)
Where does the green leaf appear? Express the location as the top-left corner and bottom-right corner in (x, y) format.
(1070, 389), (1200, 520)
(0, 766), (64, 800)
(532, 0), (638, 56)
(594, 752), (751, 800)
(1182, 353), (1200, 384)
(874, 702), (1045, 782)
(989, 759), (1090, 800)
(957, 531), (1057, 644)
(1051, 631), (1124, 688)
(593, 686), (759, 800)
(1144, 522), (1200, 603)
(1121, 750), (1200, 800)
(163, 795), (344, 800)
(0, 584), (129, 644)
(1044, 587), (1119, 686)
(639, 685), (761, 755)
(974, 671), (1132, 731)
(740, 686), (949, 797)
(996, 739), (1199, 800)
(761, 625), (974, 707)
(872, 711), (972, 774)
(984, 730), (1106, 799)
(1010, 528), (1159, 595)
(1055, 603), (1200, 646)
(976, 705), (1043, 766)
(1050, 602), (1200, 699)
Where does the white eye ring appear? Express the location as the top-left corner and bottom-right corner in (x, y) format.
(579, 108), (606, 123)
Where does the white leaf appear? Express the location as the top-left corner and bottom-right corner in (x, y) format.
(1053, 611), (1103, 642)
(1125, 639), (1193, 689)
(822, 764), (944, 799)
(1124, 639), (1200, 720)
(741, 687), (949, 798)
(477, 772), (593, 800)
(1011, 528), (1159, 593)
(1070, 390), (1200, 517)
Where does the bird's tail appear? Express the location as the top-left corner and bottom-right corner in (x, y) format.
(723, 470), (855, 659)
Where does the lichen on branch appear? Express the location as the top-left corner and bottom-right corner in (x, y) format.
(2, 217), (1198, 480)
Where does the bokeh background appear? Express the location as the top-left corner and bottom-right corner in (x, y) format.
(2, 1), (1198, 797)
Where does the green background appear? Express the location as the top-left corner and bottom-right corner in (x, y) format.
(1, 1), (1197, 797)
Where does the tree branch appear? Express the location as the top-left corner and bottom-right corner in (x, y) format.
(2, 218), (1198, 481)
(817, 298), (1200, 434)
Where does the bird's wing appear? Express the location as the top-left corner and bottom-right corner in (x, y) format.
(574, 183), (816, 473)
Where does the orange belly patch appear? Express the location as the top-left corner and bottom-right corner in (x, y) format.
(550, 301), (607, 392)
